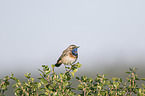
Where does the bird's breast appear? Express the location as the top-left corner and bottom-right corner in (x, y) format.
(62, 52), (77, 65)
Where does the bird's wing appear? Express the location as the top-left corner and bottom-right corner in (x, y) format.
(56, 49), (69, 64)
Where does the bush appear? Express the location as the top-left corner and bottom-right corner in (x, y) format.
(0, 63), (145, 96)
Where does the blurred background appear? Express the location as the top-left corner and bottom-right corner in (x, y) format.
(0, 0), (145, 95)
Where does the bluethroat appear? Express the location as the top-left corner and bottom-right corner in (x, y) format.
(55, 45), (79, 67)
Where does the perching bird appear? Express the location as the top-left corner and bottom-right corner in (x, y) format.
(55, 45), (79, 67)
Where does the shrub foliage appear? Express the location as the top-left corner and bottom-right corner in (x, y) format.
(0, 63), (145, 96)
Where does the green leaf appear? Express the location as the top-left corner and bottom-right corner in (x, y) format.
(14, 78), (20, 83)
(81, 76), (87, 81)
(118, 78), (122, 82)
(63, 82), (68, 87)
(114, 82), (120, 88)
(24, 73), (30, 79)
(11, 73), (14, 77)
(45, 69), (51, 74)
(45, 92), (49, 95)
(73, 69), (78, 73)
(103, 78), (108, 81)
(76, 77), (80, 80)
(77, 84), (84, 90)
(97, 74), (102, 78)
(135, 78), (140, 81)
(59, 73), (64, 78)
(142, 84), (145, 87)
(112, 77), (119, 81)
(37, 82), (41, 88)
(41, 78), (48, 84)
(104, 74), (107, 76)
(65, 66), (70, 69)
(30, 78), (34, 82)
(51, 64), (55, 68)
(2, 85), (7, 90)
(141, 78), (145, 81)
(71, 72), (74, 77)
(38, 69), (43, 73)
(126, 71), (131, 74)
(48, 86), (53, 89)
(133, 68), (137, 70)
(76, 63), (82, 68)
(12, 83), (18, 88)
(129, 68), (133, 71)
(89, 78), (93, 83)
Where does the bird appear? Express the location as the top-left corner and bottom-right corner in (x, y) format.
(55, 45), (79, 67)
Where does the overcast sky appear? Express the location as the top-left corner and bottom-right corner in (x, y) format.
(0, 0), (145, 76)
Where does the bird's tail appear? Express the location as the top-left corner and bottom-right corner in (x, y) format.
(55, 63), (62, 67)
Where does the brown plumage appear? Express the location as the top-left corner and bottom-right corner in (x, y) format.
(55, 45), (79, 67)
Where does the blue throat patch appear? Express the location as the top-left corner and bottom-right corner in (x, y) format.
(72, 48), (78, 56)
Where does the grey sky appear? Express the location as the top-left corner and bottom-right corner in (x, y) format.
(0, 0), (145, 76)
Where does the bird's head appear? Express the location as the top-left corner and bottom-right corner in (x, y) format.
(68, 45), (79, 56)
(68, 45), (79, 50)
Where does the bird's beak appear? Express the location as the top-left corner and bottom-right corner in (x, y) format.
(77, 46), (80, 48)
